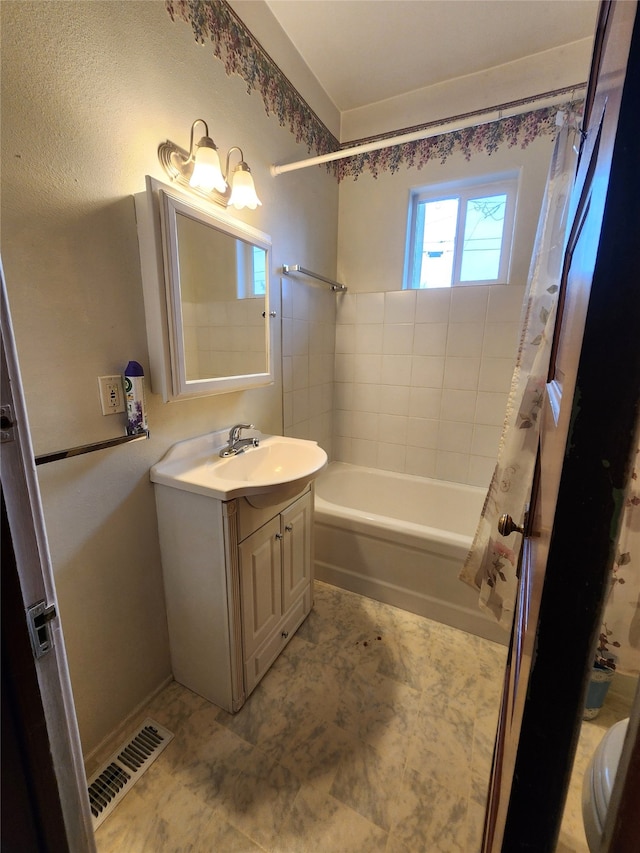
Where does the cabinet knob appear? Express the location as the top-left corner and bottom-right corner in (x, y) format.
(281, 631), (289, 639)
(275, 532), (283, 540)
(285, 524), (293, 532)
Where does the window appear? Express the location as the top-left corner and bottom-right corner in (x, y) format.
(404, 173), (518, 289)
(235, 241), (268, 298)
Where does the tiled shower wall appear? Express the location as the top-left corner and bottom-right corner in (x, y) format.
(282, 277), (337, 457)
(283, 280), (525, 488)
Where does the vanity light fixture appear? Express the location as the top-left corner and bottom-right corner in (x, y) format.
(158, 119), (262, 210)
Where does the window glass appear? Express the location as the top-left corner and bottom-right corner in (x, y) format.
(418, 198), (458, 288)
(404, 174), (517, 289)
(252, 245), (266, 296)
(460, 193), (507, 281)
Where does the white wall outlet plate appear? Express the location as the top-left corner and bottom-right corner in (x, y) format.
(98, 375), (125, 415)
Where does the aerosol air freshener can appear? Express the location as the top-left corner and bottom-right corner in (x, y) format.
(124, 360), (148, 435)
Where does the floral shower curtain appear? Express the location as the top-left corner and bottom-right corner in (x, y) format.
(459, 118), (577, 628)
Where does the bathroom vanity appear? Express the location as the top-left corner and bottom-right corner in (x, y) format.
(150, 430), (326, 712)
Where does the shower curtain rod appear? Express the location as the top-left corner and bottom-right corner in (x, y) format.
(270, 84), (586, 177)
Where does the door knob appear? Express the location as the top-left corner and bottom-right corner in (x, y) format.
(498, 513), (525, 537)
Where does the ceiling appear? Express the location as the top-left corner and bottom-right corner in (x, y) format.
(264, 0), (600, 113)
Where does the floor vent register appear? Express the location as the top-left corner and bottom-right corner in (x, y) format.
(87, 718), (174, 829)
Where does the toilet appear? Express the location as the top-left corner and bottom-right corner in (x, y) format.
(582, 717), (629, 851)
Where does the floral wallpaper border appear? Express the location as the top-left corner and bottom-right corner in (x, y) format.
(166, 0), (582, 181)
(165, 0), (339, 158)
(336, 103), (584, 181)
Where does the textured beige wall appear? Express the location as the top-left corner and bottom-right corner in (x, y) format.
(1, 1), (338, 757)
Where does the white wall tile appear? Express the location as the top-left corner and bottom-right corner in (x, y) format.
(438, 421), (473, 454)
(292, 355), (309, 390)
(435, 450), (469, 484)
(293, 320), (309, 356)
(471, 424), (502, 457)
(415, 288), (451, 323)
(379, 384), (410, 416)
(308, 384), (325, 418)
(413, 323), (448, 356)
(377, 442), (406, 473)
(406, 417), (439, 449)
(334, 409), (353, 437)
(333, 435), (352, 461)
(334, 381), (354, 410)
(383, 324), (414, 355)
(406, 447), (437, 479)
(282, 355), (293, 392)
(385, 290), (416, 323)
(356, 323), (384, 353)
(483, 322), (520, 358)
(475, 391), (508, 426)
(292, 388), (310, 424)
(336, 292), (357, 324)
(487, 284), (526, 322)
(334, 353), (354, 382)
(358, 411), (380, 442)
(468, 455), (495, 489)
(335, 324), (355, 354)
(378, 413), (407, 444)
(353, 382), (381, 412)
(382, 354), (413, 386)
(409, 387), (442, 419)
(443, 357), (481, 390)
(351, 438), (378, 467)
(441, 389), (477, 422)
(411, 356), (445, 389)
(283, 391), (293, 428)
(281, 317), (293, 357)
(354, 353), (382, 383)
(309, 354), (333, 386)
(356, 292), (385, 323)
(292, 282), (312, 320)
(446, 323), (485, 357)
(478, 357), (514, 392)
(450, 286), (489, 322)
(328, 279), (518, 481)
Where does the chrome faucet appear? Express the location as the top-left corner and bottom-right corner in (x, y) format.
(219, 423), (259, 457)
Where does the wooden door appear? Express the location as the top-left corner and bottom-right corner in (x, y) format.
(483, 2), (640, 850)
(1, 268), (96, 850)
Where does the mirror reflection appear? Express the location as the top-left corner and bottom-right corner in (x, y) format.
(175, 213), (268, 381)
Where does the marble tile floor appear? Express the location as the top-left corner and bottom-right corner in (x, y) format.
(92, 581), (507, 852)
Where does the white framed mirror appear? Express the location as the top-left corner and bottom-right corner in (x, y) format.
(135, 176), (273, 401)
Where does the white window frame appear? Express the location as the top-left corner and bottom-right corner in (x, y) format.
(403, 171), (519, 289)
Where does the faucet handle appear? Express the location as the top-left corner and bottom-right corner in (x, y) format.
(229, 422), (254, 440)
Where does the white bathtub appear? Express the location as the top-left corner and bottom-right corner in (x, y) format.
(314, 462), (507, 645)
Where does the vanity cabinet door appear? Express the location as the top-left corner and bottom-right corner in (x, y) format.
(239, 516), (282, 658)
(281, 490), (312, 613)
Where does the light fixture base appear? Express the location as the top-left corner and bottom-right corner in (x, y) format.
(158, 140), (230, 207)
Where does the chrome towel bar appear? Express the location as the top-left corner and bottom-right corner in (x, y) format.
(35, 431), (149, 466)
(282, 264), (347, 292)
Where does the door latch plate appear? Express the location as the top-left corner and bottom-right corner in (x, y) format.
(0, 404), (15, 443)
(27, 600), (57, 658)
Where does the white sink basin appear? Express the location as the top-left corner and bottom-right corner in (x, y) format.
(150, 431), (327, 506)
